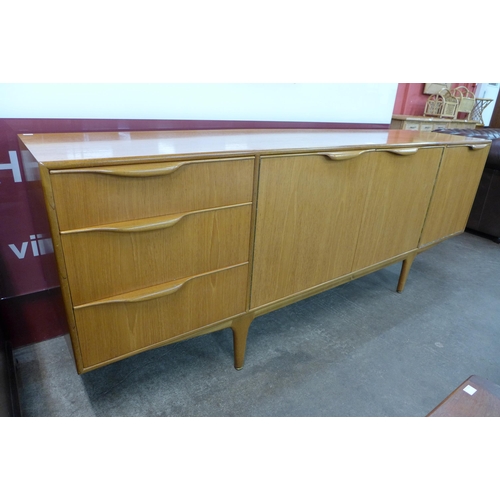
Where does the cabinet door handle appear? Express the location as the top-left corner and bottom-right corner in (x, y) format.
(323, 147), (419, 160)
(323, 150), (373, 161)
(469, 144), (489, 150)
(384, 148), (419, 156)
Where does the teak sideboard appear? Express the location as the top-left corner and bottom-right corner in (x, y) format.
(18, 129), (491, 374)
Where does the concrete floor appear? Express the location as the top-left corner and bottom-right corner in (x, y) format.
(13, 231), (500, 417)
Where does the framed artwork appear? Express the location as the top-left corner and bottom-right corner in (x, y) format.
(424, 83), (451, 95)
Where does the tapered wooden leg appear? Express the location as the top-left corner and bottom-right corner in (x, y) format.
(231, 313), (254, 370)
(397, 254), (416, 293)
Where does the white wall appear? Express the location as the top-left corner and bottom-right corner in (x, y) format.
(0, 84), (398, 125)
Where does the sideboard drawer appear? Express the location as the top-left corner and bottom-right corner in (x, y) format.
(403, 122), (420, 131)
(420, 123), (434, 132)
(61, 204), (252, 306)
(74, 263), (249, 369)
(50, 157), (255, 230)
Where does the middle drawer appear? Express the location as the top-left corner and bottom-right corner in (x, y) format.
(61, 203), (252, 306)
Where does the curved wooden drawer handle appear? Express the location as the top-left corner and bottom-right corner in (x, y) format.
(469, 144), (489, 150)
(61, 203), (252, 235)
(384, 148), (419, 156)
(54, 162), (187, 177)
(74, 276), (192, 309)
(62, 213), (186, 234)
(324, 150), (373, 161)
(52, 157), (252, 177)
(73, 263), (246, 310)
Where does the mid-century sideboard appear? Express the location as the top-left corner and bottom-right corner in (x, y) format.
(18, 129), (491, 374)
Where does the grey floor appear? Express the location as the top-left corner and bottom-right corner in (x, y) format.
(13, 231), (500, 417)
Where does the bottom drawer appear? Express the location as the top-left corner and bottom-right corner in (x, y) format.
(74, 264), (248, 369)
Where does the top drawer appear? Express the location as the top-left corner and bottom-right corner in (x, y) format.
(49, 157), (255, 231)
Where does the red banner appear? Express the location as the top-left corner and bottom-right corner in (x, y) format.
(0, 121), (59, 299)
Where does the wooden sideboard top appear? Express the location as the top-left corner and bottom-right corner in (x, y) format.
(19, 128), (491, 167)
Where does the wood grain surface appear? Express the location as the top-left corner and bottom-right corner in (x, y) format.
(19, 129), (491, 373)
(419, 145), (490, 247)
(74, 264), (248, 369)
(61, 204), (252, 305)
(19, 129), (490, 166)
(50, 157), (254, 230)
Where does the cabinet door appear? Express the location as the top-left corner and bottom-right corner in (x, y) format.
(351, 147), (442, 271)
(251, 152), (371, 308)
(419, 145), (490, 247)
(251, 148), (443, 309)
